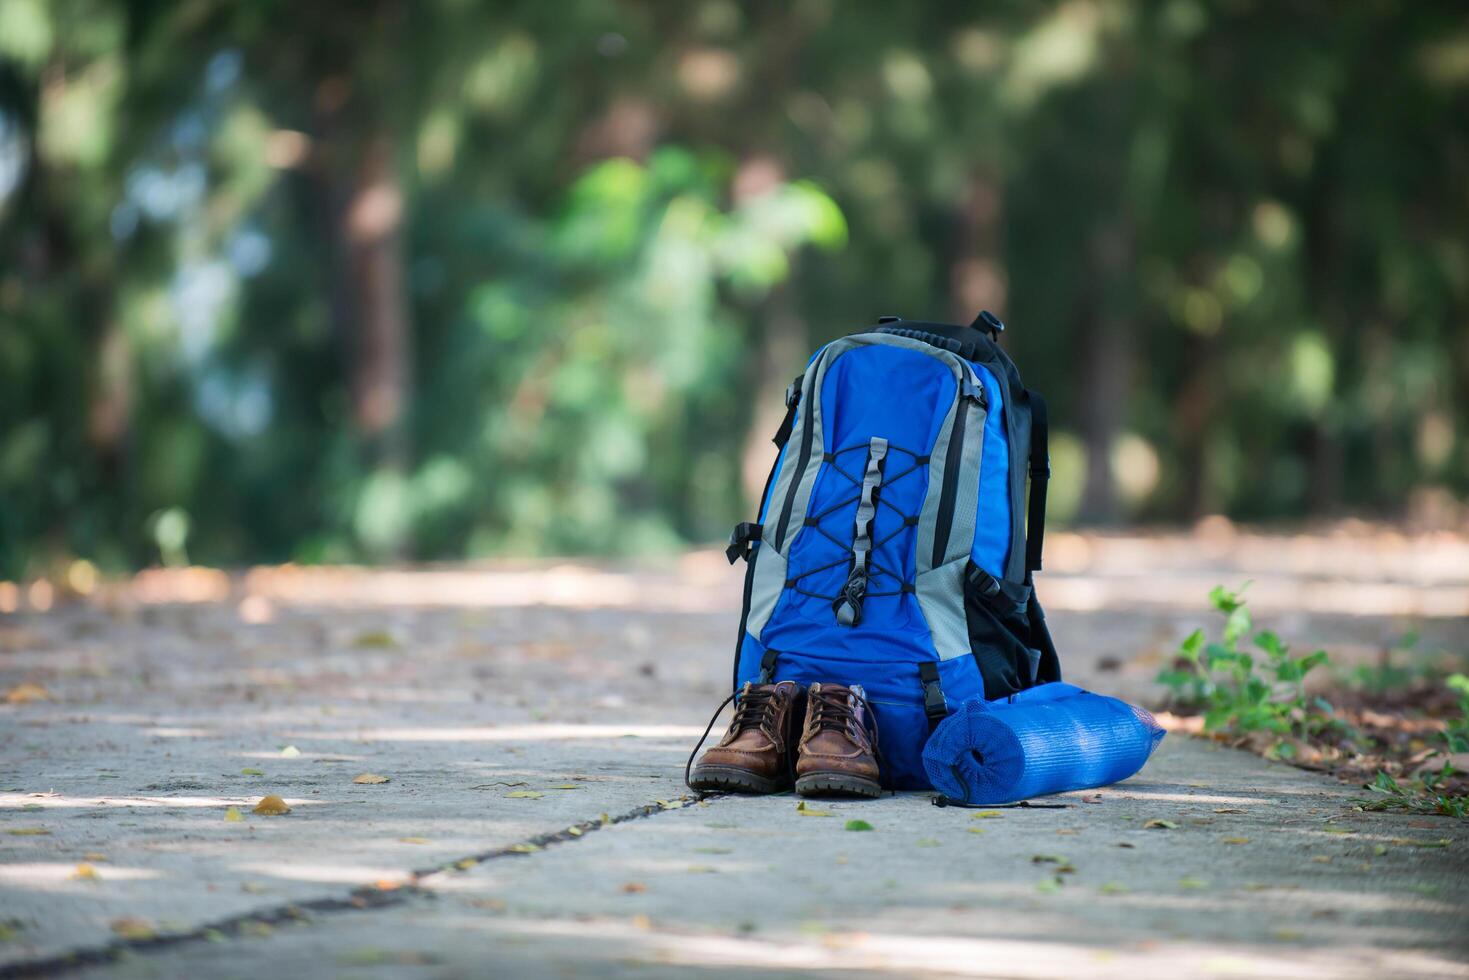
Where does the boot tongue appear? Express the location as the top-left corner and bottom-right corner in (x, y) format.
(725, 682), (782, 749)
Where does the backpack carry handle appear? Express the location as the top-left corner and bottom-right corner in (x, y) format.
(874, 311), (1004, 361)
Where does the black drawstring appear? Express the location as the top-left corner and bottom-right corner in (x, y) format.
(931, 796), (1071, 809)
(684, 690), (738, 794)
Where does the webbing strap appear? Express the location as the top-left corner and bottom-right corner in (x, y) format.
(771, 374), (804, 449)
(833, 437), (888, 627)
(1025, 390), (1050, 578)
(918, 661), (948, 732)
(758, 648), (779, 684)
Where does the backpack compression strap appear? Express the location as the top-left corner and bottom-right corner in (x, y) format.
(1025, 390), (1049, 577)
(771, 374), (803, 449)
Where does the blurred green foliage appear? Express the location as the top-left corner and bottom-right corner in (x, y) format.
(1, 0), (1467, 576)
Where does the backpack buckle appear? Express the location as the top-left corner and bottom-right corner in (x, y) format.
(918, 661), (948, 729)
(726, 522), (762, 564)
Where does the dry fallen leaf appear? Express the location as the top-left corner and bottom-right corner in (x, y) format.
(110, 918), (154, 940)
(1311, 855), (1332, 864)
(970, 810), (1003, 819)
(72, 863), (100, 881)
(1081, 793), (1103, 804)
(5, 828), (49, 836)
(507, 843), (540, 853)
(621, 881), (647, 894)
(551, 784), (581, 790)
(796, 802), (833, 817)
(224, 806), (244, 823)
(252, 794), (291, 815)
(82, 852), (107, 862)
(398, 837), (430, 845)
(5, 683), (52, 704)
(279, 746), (302, 759)
(1214, 807), (1245, 814)
(353, 773), (390, 785)
(1144, 819), (1178, 830)
(567, 826), (584, 837)
(1222, 837), (1251, 845)
(507, 790), (543, 799)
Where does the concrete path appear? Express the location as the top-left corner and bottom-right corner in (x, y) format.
(1, 531), (1467, 977)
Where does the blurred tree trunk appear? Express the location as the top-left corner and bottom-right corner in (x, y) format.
(340, 129), (412, 471)
(1076, 219), (1135, 524)
(1173, 332), (1216, 519)
(949, 170), (1007, 322)
(1303, 165), (1342, 516)
(308, 0), (413, 556)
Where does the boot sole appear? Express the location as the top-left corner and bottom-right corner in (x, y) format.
(795, 772), (882, 799)
(688, 765), (788, 795)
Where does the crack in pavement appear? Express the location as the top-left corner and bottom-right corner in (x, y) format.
(0, 794), (710, 979)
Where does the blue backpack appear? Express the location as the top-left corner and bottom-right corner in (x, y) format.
(725, 313), (1060, 789)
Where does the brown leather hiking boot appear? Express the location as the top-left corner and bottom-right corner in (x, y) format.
(687, 681), (802, 794)
(795, 682), (882, 798)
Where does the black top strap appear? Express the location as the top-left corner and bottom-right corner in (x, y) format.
(1025, 390), (1049, 578)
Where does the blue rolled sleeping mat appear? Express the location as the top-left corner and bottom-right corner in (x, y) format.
(922, 683), (1165, 805)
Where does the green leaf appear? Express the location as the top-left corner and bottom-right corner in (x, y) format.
(1178, 629), (1205, 660)
(844, 820), (874, 832)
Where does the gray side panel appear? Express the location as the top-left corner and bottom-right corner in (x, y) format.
(761, 361), (825, 553)
(915, 401), (957, 574)
(916, 558), (970, 661)
(938, 399), (988, 567)
(743, 545), (788, 642)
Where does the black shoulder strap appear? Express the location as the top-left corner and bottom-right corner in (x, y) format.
(1025, 390), (1049, 578)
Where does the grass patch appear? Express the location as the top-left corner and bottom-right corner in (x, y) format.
(1158, 584), (1468, 819)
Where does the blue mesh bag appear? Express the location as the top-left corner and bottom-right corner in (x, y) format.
(922, 683), (1165, 805)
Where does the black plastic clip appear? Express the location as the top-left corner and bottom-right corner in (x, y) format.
(918, 661), (948, 731)
(758, 649), (779, 684)
(965, 564), (1003, 602)
(726, 522), (761, 564)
